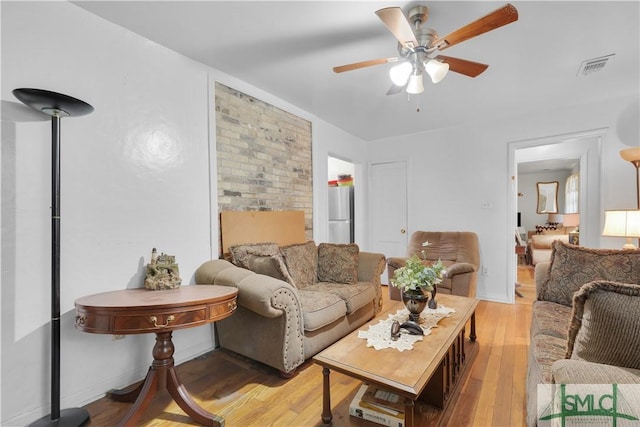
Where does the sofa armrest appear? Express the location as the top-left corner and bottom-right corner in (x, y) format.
(552, 359), (640, 384)
(195, 259), (302, 319)
(358, 251), (386, 314)
(387, 257), (407, 270)
(535, 262), (551, 297)
(358, 252), (386, 284)
(446, 262), (476, 276)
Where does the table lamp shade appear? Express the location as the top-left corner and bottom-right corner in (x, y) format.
(563, 213), (580, 228)
(602, 210), (640, 249)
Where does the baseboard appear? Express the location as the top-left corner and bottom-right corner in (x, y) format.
(3, 341), (215, 426)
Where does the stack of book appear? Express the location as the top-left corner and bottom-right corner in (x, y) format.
(349, 384), (406, 427)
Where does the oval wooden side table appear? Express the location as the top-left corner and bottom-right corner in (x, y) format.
(75, 285), (238, 427)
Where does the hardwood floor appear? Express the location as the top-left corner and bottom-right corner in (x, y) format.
(83, 266), (535, 426)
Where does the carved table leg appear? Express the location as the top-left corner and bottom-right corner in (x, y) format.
(469, 312), (477, 342)
(167, 367), (223, 427)
(116, 367), (160, 427)
(107, 376), (146, 402)
(321, 367), (333, 424)
(112, 331), (223, 427)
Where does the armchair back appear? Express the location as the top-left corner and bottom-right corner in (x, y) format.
(388, 231), (480, 299)
(407, 231), (480, 267)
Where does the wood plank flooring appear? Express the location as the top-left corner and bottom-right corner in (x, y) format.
(83, 266), (535, 426)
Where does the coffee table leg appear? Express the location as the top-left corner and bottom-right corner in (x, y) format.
(321, 367), (333, 424)
(470, 312), (477, 342)
(404, 400), (415, 427)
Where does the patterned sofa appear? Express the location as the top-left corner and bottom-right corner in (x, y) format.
(194, 241), (386, 376)
(526, 241), (640, 426)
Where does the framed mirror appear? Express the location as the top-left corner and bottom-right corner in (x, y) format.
(536, 181), (559, 214)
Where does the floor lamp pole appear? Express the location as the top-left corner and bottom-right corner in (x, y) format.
(51, 114), (62, 421)
(13, 88), (93, 427)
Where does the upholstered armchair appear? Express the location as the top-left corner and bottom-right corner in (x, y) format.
(387, 231), (480, 299)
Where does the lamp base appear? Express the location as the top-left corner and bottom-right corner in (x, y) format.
(29, 408), (90, 427)
(623, 238), (638, 250)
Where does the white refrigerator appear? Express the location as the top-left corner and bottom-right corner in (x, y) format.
(328, 186), (354, 243)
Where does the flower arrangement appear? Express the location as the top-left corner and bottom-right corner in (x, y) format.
(390, 255), (446, 293)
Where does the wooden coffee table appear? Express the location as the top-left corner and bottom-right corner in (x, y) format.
(313, 294), (478, 427)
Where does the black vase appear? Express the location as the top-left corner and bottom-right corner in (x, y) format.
(429, 283), (438, 309)
(401, 289), (429, 322)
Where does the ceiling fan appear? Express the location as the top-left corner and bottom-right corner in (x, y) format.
(333, 3), (519, 95)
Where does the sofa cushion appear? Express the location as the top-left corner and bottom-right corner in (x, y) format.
(567, 280), (640, 369)
(317, 243), (359, 284)
(229, 242), (294, 286)
(530, 300), (572, 339)
(552, 359), (640, 384)
(305, 282), (375, 314)
(297, 289), (346, 331)
(538, 240), (640, 306)
(530, 334), (568, 384)
(280, 241), (317, 289)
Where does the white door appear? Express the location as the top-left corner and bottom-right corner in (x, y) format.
(369, 161), (408, 283)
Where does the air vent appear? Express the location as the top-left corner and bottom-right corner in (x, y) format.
(577, 54), (615, 77)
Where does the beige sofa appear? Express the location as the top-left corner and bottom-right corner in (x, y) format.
(387, 231), (480, 299)
(526, 240), (640, 426)
(528, 233), (570, 265)
(195, 241), (386, 376)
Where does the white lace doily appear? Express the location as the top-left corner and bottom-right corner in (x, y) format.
(357, 305), (456, 352)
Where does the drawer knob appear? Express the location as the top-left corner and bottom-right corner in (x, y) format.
(75, 314), (86, 326)
(150, 315), (175, 328)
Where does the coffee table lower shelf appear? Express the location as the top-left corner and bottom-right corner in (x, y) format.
(320, 339), (478, 427)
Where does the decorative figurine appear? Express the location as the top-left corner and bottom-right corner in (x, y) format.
(144, 247), (181, 290)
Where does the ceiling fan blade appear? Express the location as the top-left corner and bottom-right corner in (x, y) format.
(434, 3), (518, 51)
(435, 55), (489, 78)
(333, 57), (396, 73)
(375, 7), (419, 49)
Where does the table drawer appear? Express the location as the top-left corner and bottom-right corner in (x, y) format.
(113, 306), (208, 333)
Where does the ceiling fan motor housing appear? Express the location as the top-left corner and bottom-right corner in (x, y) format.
(407, 5), (429, 27)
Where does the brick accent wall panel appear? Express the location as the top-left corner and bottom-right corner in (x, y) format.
(215, 82), (313, 240)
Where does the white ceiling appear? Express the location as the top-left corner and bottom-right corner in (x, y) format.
(73, 1), (639, 142)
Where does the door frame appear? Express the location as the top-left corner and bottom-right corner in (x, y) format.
(507, 128), (605, 303)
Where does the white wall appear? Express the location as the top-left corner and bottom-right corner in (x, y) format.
(368, 95), (638, 303)
(0, 2), (369, 424)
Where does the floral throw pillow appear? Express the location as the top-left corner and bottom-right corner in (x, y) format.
(280, 241), (317, 289)
(229, 242), (295, 287)
(317, 243), (359, 284)
(538, 240), (640, 306)
(567, 280), (640, 370)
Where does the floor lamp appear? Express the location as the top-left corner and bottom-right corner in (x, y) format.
(620, 147), (640, 208)
(13, 88), (94, 427)
(620, 147), (640, 247)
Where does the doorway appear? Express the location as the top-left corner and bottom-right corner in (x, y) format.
(507, 128), (605, 303)
(328, 156), (355, 243)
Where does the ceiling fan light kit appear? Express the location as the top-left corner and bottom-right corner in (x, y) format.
(406, 73), (424, 95)
(425, 59), (449, 83)
(333, 3), (519, 101)
(389, 61), (413, 86)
